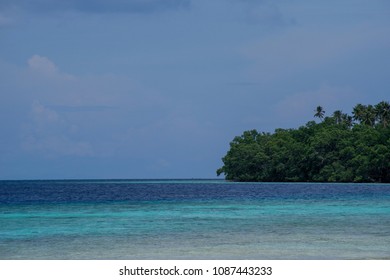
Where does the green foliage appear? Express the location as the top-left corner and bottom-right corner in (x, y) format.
(217, 102), (390, 182)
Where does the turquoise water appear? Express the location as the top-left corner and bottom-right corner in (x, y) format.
(0, 180), (389, 259)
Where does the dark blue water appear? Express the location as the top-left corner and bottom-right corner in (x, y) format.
(1, 180), (389, 259)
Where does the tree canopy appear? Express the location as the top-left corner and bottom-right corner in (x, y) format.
(217, 102), (390, 182)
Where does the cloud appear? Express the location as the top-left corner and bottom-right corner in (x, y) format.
(26, 54), (76, 83)
(4, 54), (178, 160)
(28, 55), (58, 75)
(31, 100), (59, 123)
(0, 0), (190, 14)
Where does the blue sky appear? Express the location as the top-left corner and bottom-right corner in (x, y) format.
(1, 0), (389, 179)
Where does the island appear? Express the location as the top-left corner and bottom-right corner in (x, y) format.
(217, 102), (390, 183)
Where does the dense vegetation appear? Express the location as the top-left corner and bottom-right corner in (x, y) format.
(217, 102), (390, 183)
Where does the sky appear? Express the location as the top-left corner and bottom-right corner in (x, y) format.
(1, 0), (389, 179)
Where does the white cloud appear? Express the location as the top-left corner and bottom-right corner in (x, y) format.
(11, 55), (175, 159)
(28, 55), (58, 74)
(27, 54), (75, 82)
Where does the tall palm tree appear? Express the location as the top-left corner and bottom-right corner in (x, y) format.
(362, 105), (376, 126)
(352, 103), (366, 124)
(332, 110), (343, 124)
(352, 104), (377, 126)
(314, 106), (325, 120)
(375, 101), (390, 128)
(342, 114), (353, 128)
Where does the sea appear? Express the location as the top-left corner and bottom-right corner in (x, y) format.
(0, 179), (389, 260)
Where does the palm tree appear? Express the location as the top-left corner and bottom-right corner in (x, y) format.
(314, 106), (325, 120)
(332, 110), (343, 124)
(359, 105), (376, 126)
(352, 103), (366, 124)
(375, 101), (390, 128)
(342, 113), (353, 128)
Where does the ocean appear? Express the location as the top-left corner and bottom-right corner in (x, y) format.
(0, 180), (389, 259)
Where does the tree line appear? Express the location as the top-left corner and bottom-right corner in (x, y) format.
(217, 101), (390, 182)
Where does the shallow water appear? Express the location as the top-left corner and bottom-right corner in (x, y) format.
(0, 180), (389, 259)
